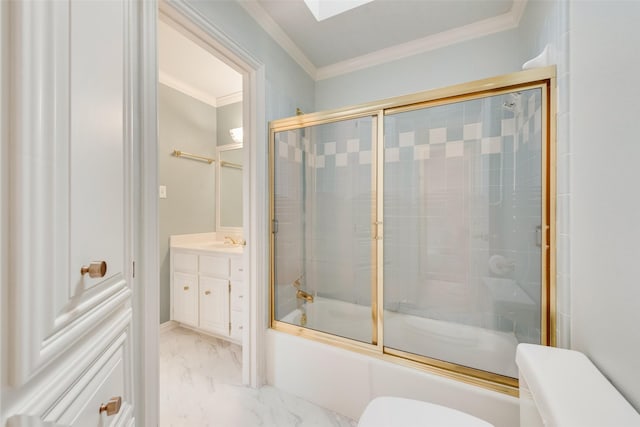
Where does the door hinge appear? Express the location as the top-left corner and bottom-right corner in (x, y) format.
(272, 219), (278, 234)
(229, 322), (232, 334)
(228, 282), (231, 293)
(132, 261), (135, 278)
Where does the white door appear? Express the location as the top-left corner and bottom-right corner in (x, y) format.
(2, 1), (141, 425)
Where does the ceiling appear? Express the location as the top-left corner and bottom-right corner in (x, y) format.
(256, 0), (513, 68)
(241, 0), (525, 79)
(158, 20), (242, 107)
(158, 0), (525, 101)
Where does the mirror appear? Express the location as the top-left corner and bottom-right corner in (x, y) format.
(216, 143), (243, 232)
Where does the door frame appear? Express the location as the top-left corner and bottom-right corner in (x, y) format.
(138, 0), (267, 424)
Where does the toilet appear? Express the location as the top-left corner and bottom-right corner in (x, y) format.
(358, 343), (640, 426)
(357, 396), (492, 427)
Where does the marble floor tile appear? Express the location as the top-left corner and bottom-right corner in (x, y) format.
(160, 326), (358, 427)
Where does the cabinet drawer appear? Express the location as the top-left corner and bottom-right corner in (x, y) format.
(47, 333), (132, 427)
(200, 255), (229, 277)
(230, 256), (244, 281)
(230, 281), (244, 312)
(173, 252), (197, 272)
(230, 309), (243, 342)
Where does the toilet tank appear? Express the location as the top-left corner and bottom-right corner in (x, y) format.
(516, 344), (640, 427)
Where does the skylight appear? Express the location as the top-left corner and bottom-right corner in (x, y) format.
(303, 0), (375, 22)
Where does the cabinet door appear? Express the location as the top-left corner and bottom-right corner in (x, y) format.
(173, 272), (199, 327)
(4, 0), (139, 423)
(199, 277), (230, 336)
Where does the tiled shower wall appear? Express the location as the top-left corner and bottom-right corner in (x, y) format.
(275, 89), (544, 345)
(274, 118), (375, 317)
(383, 90), (543, 342)
(273, 129), (305, 319)
(517, 0), (570, 347)
(307, 118), (375, 306)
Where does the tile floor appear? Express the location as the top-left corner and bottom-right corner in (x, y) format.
(160, 326), (358, 427)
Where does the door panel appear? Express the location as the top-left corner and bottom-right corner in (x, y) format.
(199, 277), (230, 335)
(69, 0), (125, 296)
(3, 0), (137, 424)
(173, 272), (198, 327)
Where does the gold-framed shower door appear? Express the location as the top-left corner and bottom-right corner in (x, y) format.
(268, 66), (557, 396)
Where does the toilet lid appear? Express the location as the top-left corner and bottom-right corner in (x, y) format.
(358, 397), (494, 427)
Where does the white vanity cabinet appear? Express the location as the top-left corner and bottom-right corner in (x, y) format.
(170, 248), (243, 343)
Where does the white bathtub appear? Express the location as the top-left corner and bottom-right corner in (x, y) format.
(280, 296), (372, 343)
(281, 296), (519, 377)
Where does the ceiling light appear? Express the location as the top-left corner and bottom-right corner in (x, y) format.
(229, 127), (243, 143)
(303, 0), (375, 22)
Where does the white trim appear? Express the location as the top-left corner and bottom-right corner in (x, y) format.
(316, 1), (528, 80)
(217, 91), (243, 107)
(248, 64), (267, 388)
(237, 0), (528, 81)
(159, 70), (219, 107)
(237, 0), (316, 79)
(0, 0), (7, 419)
(137, 1), (160, 426)
(159, 320), (179, 334)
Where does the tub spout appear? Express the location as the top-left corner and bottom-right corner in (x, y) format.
(296, 289), (314, 303)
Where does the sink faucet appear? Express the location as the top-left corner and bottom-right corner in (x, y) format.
(224, 236), (246, 246)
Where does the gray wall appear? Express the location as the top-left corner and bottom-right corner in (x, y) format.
(158, 1), (316, 323)
(315, 29), (524, 111)
(187, 0), (316, 120)
(570, 1), (640, 411)
(217, 101), (242, 146)
(159, 83), (217, 323)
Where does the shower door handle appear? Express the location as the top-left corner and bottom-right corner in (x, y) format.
(373, 221), (383, 240)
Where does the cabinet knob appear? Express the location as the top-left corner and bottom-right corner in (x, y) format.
(80, 261), (107, 278)
(183, 285), (189, 291)
(99, 396), (122, 416)
(239, 326), (243, 330)
(238, 268), (244, 272)
(204, 290), (211, 295)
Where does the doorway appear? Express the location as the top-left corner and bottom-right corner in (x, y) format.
(153, 0), (267, 407)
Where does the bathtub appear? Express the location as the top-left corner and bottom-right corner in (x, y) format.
(280, 296), (372, 343)
(280, 296), (519, 377)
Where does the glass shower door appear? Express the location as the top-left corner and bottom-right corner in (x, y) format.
(383, 88), (544, 378)
(272, 115), (378, 344)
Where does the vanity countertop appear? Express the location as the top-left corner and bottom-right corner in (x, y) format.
(170, 232), (243, 255)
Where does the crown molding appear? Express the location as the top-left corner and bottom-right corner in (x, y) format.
(159, 70), (219, 107)
(316, 0), (528, 80)
(217, 91), (243, 107)
(236, 0), (528, 82)
(237, 0), (317, 79)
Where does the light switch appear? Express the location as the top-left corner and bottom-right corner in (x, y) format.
(159, 185), (167, 199)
